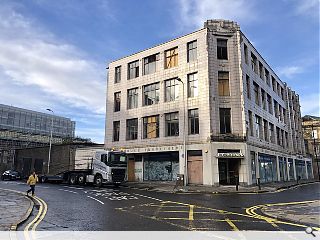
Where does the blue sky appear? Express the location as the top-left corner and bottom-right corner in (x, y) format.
(0, 0), (319, 143)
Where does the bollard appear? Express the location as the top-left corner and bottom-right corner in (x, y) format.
(257, 177), (261, 190)
(297, 176), (301, 184)
(235, 175), (239, 191)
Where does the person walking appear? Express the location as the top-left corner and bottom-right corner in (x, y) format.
(26, 171), (38, 196)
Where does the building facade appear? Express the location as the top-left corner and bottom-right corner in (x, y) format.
(0, 104), (75, 172)
(302, 115), (320, 180)
(105, 19), (313, 185)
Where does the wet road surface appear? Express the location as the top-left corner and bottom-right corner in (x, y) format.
(1, 181), (319, 231)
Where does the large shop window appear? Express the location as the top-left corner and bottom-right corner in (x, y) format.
(288, 158), (295, 180)
(279, 157), (288, 181)
(295, 160), (306, 179)
(258, 153), (277, 183)
(307, 162), (313, 179)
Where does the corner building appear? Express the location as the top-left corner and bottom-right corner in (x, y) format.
(105, 20), (313, 185)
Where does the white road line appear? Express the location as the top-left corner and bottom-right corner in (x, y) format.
(64, 186), (84, 190)
(87, 196), (105, 205)
(133, 193), (163, 202)
(58, 189), (78, 194)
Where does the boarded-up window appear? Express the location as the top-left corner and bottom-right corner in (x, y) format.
(218, 71), (230, 96)
(143, 115), (159, 139)
(165, 47), (178, 69)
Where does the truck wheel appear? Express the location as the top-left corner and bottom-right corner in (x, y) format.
(78, 174), (86, 185)
(69, 174), (77, 185)
(94, 175), (102, 188)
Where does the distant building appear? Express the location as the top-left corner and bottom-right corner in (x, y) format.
(105, 19), (312, 185)
(302, 115), (320, 180)
(0, 104), (75, 172)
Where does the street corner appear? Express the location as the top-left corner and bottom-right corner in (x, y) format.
(260, 200), (320, 228)
(0, 188), (34, 231)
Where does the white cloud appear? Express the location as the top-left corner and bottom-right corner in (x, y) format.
(177, 0), (256, 31)
(290, 0), (319, 18)
(0, 6), (106, 115)
(300, 93), (320, 117)
(0, 4), (108, 142)
(277, 65), (304, 78)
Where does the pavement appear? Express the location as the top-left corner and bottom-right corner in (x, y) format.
(0, 187), (33, 231)
(123, 179), (319, 194)
(261, 200), (320, 226)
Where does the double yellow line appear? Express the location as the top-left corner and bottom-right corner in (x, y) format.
(245, 200), (320, 230)
(24, 195), (47, 239)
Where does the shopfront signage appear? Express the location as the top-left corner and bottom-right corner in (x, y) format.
(217, 153), (244, 158)
(125, 145), (182, 154)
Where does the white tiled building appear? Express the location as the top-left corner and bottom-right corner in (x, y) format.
(105, 19), (313, 186)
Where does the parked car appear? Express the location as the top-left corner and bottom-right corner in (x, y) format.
(1, 170), (21, 181)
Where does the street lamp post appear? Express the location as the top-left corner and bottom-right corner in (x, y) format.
(46, 108), (54, 175)
(176, 77), (187, 186)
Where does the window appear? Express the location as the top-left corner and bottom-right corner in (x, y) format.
(115, 66), (121, 83)
(188, 109), (199, 135)
(165, 79), (179, 102)
(127, 88), (138, 109)
(114, 92), (121, 112)
(281, 129), (285, 147)
(253, 82), (260, 105)
(218, 71), (230, 96)
(165, 47), (178, 69)
(143, 115), (159, 139)
(280, 87), (284, 100)
(143, 82), (159, 106)
(244, 43), (248, 64)
(187, 40), (197, 62)
(269, 123), (275, 143)
(113, 121), (120, 142)
(261, 89), (267, 110)
(217, 39), (228, 60)
(251, 53), (257, 73)
(126, 118), (138, 140)
(165, 112), (179, 136)
(267, 94), (273, 114)
(274, 100), (279, 119)
(248, 110), (253, 136)
(246, 75), (251, 99)
(263, 119), (268, 141)
(265, 69), (270, 86)
(219, 108), (231, 134)
(128, 60), (139, 79)
(143, 53), (159, 75)
(188, 72), (198, 98)
(259, 62), (264, 79)
(272, 76), (276, 92)
(276, 127), (281, 145)
(255, 115), (262, 139)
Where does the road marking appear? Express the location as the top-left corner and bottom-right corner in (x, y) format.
(265, 200), (318, 207)
(58, 189), (78, 194)
(31, 196), (48, 231)
(225, 218), (239, 231)
(246, 200), (320, 230)
(189, 205), (194, 220)
(64, 186), (84, 190)
(132, 193), (162, 202)
(87, 195), (105, 205)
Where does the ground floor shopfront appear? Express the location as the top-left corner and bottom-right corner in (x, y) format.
(124, 143), (313, 186)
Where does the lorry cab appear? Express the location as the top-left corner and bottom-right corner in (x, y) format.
(90, 150), (127, 186)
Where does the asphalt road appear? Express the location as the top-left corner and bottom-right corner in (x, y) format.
(1, 181), (319, 231)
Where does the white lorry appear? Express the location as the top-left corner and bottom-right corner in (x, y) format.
(42, 148), (127, 187)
